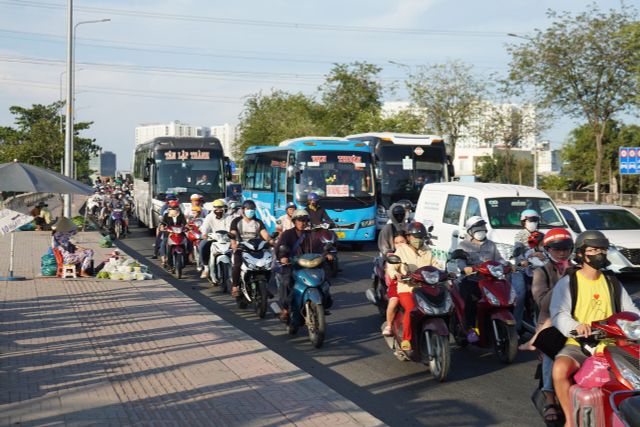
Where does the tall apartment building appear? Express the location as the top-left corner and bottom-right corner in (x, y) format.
(89, 150), (117, 179)
(209, 123), (236, 160)
(135, 120), (208, 145)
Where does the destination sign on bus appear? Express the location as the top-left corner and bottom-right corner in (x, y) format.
(163, 150), (211, 161)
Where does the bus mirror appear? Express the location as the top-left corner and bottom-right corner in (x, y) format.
(143, 165), (150, 182)
(295, 170), (301, 184)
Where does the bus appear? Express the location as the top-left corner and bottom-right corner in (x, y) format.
(132, 137), (232, 230)
(346, 132), (454, 230)
(242, 137), (376, 244)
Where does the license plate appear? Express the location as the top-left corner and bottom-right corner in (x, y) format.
(336, 231), (346, 239)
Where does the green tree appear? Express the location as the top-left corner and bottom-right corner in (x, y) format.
(0, 101), (99, 180)
(318, 62), (383, 136)
(406, 60), (487, 157)
(538, 175), (570, 191)
(507, 4), (639, 203)
(476, 153), (533, 185)
(234, 90), (320, 159)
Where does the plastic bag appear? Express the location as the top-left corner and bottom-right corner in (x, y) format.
(574, 354), (611, 388)
(99, 235), (113, 248)
(41, 252), (57, 276)
(19, 222), (36, 231)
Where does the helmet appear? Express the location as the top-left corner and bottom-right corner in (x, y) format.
(168, 200), (180, 209)
(308, 193), (320, 203)
(212, 199), (226, 209)
(286, 202), (297, 210)
(520, 209), (540, 222)
(406, 222), (427, 238)
(191, 206), (201, 213)
(292, 209), (310, 221)
(242, 200), (256, 210)
(575, 230), (609, 251)
(466, 216), (487, 234)
(190, 193), (203, 201)
(543, 228), (573, 250)
(397, 199), (414, 211)
(527, 231), (544, 248)
(228, 200), (239, 210)
(391, 205), (406, 223)
(165, 193), (177, 201)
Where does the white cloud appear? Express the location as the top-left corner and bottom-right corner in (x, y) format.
(363, 0), (442, 28)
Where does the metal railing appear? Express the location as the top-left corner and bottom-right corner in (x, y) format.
(545, 191), (640, 208)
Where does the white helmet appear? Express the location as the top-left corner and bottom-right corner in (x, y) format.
(465, 216), (487, 235)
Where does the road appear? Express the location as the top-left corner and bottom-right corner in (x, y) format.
(112, 224), (640, 427)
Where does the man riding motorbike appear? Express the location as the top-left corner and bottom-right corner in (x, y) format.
(159, 200), (188, 269)
(276, 202), (297, 232)
(306, 192), (335, 227)
(198, 199), (231, 279)
(457, 215), (507, 343)
(190, 193), (208, 217)
(229, 200), (272, 298)
(385, 222), (442, 351)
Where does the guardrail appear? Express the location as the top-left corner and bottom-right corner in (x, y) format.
(1, 193), (55, 213)
(545, 190), (640, 208)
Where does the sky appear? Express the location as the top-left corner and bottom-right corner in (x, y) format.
(0, 0), (635, 170)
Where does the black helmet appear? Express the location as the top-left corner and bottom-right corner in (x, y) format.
(406, 222), (427, 238)
(242, 200), (256, 210)
(575, 230), (609, 252)
(391, 205), (405, 223)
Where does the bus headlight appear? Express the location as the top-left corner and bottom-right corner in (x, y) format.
(360, 219), (376, 228)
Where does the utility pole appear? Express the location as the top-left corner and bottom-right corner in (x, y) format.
(63, 0), (73, 217)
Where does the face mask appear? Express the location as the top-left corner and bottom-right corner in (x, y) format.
(525, 221), (538, 232)
(409, 237), (423, 249)
(473, 231), (487, 241)
(584, 253), (609, 270)
(244, 209), (255, 219)
(214, 211), (223, 219)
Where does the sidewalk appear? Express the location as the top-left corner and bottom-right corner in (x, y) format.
(0, 231), (383, 427)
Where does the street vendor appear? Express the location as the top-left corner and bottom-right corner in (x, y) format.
(31, 201), (54, 230)
(51, 216), (94, 277)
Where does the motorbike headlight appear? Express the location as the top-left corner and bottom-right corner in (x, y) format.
(487, 264), (505, 280)
(610, 351), (640, 389)
(616, 319), (640, 341)
(482, 287), (501, 306)
(360, 219), (376, 228)
(415, 294), (434, 314)
(421, 270), (440, 285)
(509, 287), (517, 305)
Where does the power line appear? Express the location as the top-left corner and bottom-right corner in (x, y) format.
(1, 0), (510, 37)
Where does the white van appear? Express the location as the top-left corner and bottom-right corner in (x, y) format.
(414, 182), (570, 263)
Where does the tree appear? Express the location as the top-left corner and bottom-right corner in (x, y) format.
(475, 153), (533, 185)
(507, 4), (639, 203)
(538, 175), (570, 191)
(0, 101), (99, 180)
(318, 62), (383, 136)
(234, 90), (320, 159)
(406, 60), (487, 157)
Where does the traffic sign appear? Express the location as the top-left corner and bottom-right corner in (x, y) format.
(619, 147), (639, 175)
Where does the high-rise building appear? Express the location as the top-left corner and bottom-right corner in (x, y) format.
(209, 123), (236, 160)
(89, 150), (117, 179)
(135, 120), (208, 145)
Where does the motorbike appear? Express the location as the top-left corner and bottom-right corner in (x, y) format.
(512, 245), (547, 335)
(236, 238), (272, 318)
(87, 195), (103, 217)
(272, 252), (332, 348)
(449, 255), (519, 364)
(207, 230), (232, 292)
(312, 224), (339, 277)
(110, 208), (126, 239)
(367, 254), (389, 317)
(371, 255), (453, 381)
(186, 219), (204, 269)
(166, 225), (188, 279)
(564, 312), (640, 427)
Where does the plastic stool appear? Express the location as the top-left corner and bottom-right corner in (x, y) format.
(61, 264), (77, 279)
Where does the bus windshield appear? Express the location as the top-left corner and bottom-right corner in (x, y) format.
(296, 151), (375, 209)
(378, 144), (445, 207)
(154, 149), (224, 199)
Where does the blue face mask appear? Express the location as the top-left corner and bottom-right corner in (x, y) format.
(244, 209), (255, 219)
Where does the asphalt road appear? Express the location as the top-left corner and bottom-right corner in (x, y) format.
(111, 224), (640, 427)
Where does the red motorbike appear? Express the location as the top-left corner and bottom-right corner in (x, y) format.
(567, 311), (640, 427)
(449, 259), (519, 363)
(186, 218), (204, 269)
(166, 225), (188, 279)
(381, 256), (453, 382)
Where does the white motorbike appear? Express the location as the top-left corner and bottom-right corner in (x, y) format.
(236, 238), (273, 319)
(207, 230), (232, 292)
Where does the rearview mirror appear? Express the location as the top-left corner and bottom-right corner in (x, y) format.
(143, 165), (150, 182)
(386, 254), (402, 265)
(450, 249), (468, 260)
(295, 171), (301, 184)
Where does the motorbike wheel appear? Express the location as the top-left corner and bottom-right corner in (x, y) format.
(425, 332), (451, 382)
(306, 302), (325, 348)
(114, 221), (122, 240)
(174, 252), (183, 279)
(493, 320), (518, 364)
(255, 280), (268, 318)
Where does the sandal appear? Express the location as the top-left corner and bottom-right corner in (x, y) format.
(543, 403), (560, 424)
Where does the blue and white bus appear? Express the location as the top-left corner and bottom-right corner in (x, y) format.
(346, 132), (454, 230)
(242, 137), (376, 244)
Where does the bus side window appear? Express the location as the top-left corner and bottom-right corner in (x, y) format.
(243, 155), (257, 190)
(286, 151), (295, 201)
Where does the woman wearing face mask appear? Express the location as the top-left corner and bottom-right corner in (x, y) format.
(386, 222), (442, 351)
(457, 216), (506, 343)
(550, 230), (640, 421)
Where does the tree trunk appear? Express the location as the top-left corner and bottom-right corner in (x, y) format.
(594, 121), (606, 204)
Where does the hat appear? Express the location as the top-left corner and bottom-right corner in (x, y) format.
(35, 201), (48, 208)
(52, 216), (77, 233)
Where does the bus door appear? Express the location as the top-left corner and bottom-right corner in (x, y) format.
(271, 164), (286, 222)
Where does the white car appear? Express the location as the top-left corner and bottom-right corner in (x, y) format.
(559, 204), (640, 274)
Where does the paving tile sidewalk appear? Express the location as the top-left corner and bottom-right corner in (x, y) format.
(0, 231), (383, 427)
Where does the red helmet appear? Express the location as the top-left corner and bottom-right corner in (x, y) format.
(543, 228), (573, 250)
(527, 231), (544, 249)
(168, 200), (180, 208)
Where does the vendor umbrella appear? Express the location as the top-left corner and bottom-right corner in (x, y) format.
(0, 160), (93, 280)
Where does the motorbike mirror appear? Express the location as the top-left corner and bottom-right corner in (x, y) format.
(277, 245), (291, 259)
(450, 249), (468, 260)
(271, 231), (280, 240)
(386, 255), (402, 265)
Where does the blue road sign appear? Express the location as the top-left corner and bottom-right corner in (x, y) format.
(620, 147), (639, 175)
(230, 161), (237, 173)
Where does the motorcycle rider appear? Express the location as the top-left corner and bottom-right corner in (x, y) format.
(159, 200), (188, 269)
(385, 222), (442, 351)
(190, 193), (208, 217)
(306, 192), (335, 227)
(273, 209), (333, 322)
(550, 230), (640, 421)
(457, 215), (507, 343)
(198, 199), (231, 279)
(106, 190), (127, 233)
(226, 199), (242, 221)
(276, 202), (297, 232)
(229, 200), (272, 298)
(153, 193), (178, 259)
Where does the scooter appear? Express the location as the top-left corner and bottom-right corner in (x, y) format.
(566, 312), (640, 427)
(166, 225), (188, 279)
(110, 208), (126, 239)
(375, 255), (453, 382)
(367, 254), (389, 317)
(186, 218), (204, 269)
(207, 230), (232, 292)
(449, 256), (519, 364)
(236, 238), (272, 318)
(87, 195), (103, 217)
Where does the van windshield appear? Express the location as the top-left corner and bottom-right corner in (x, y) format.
(485, 197), (565, 229)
